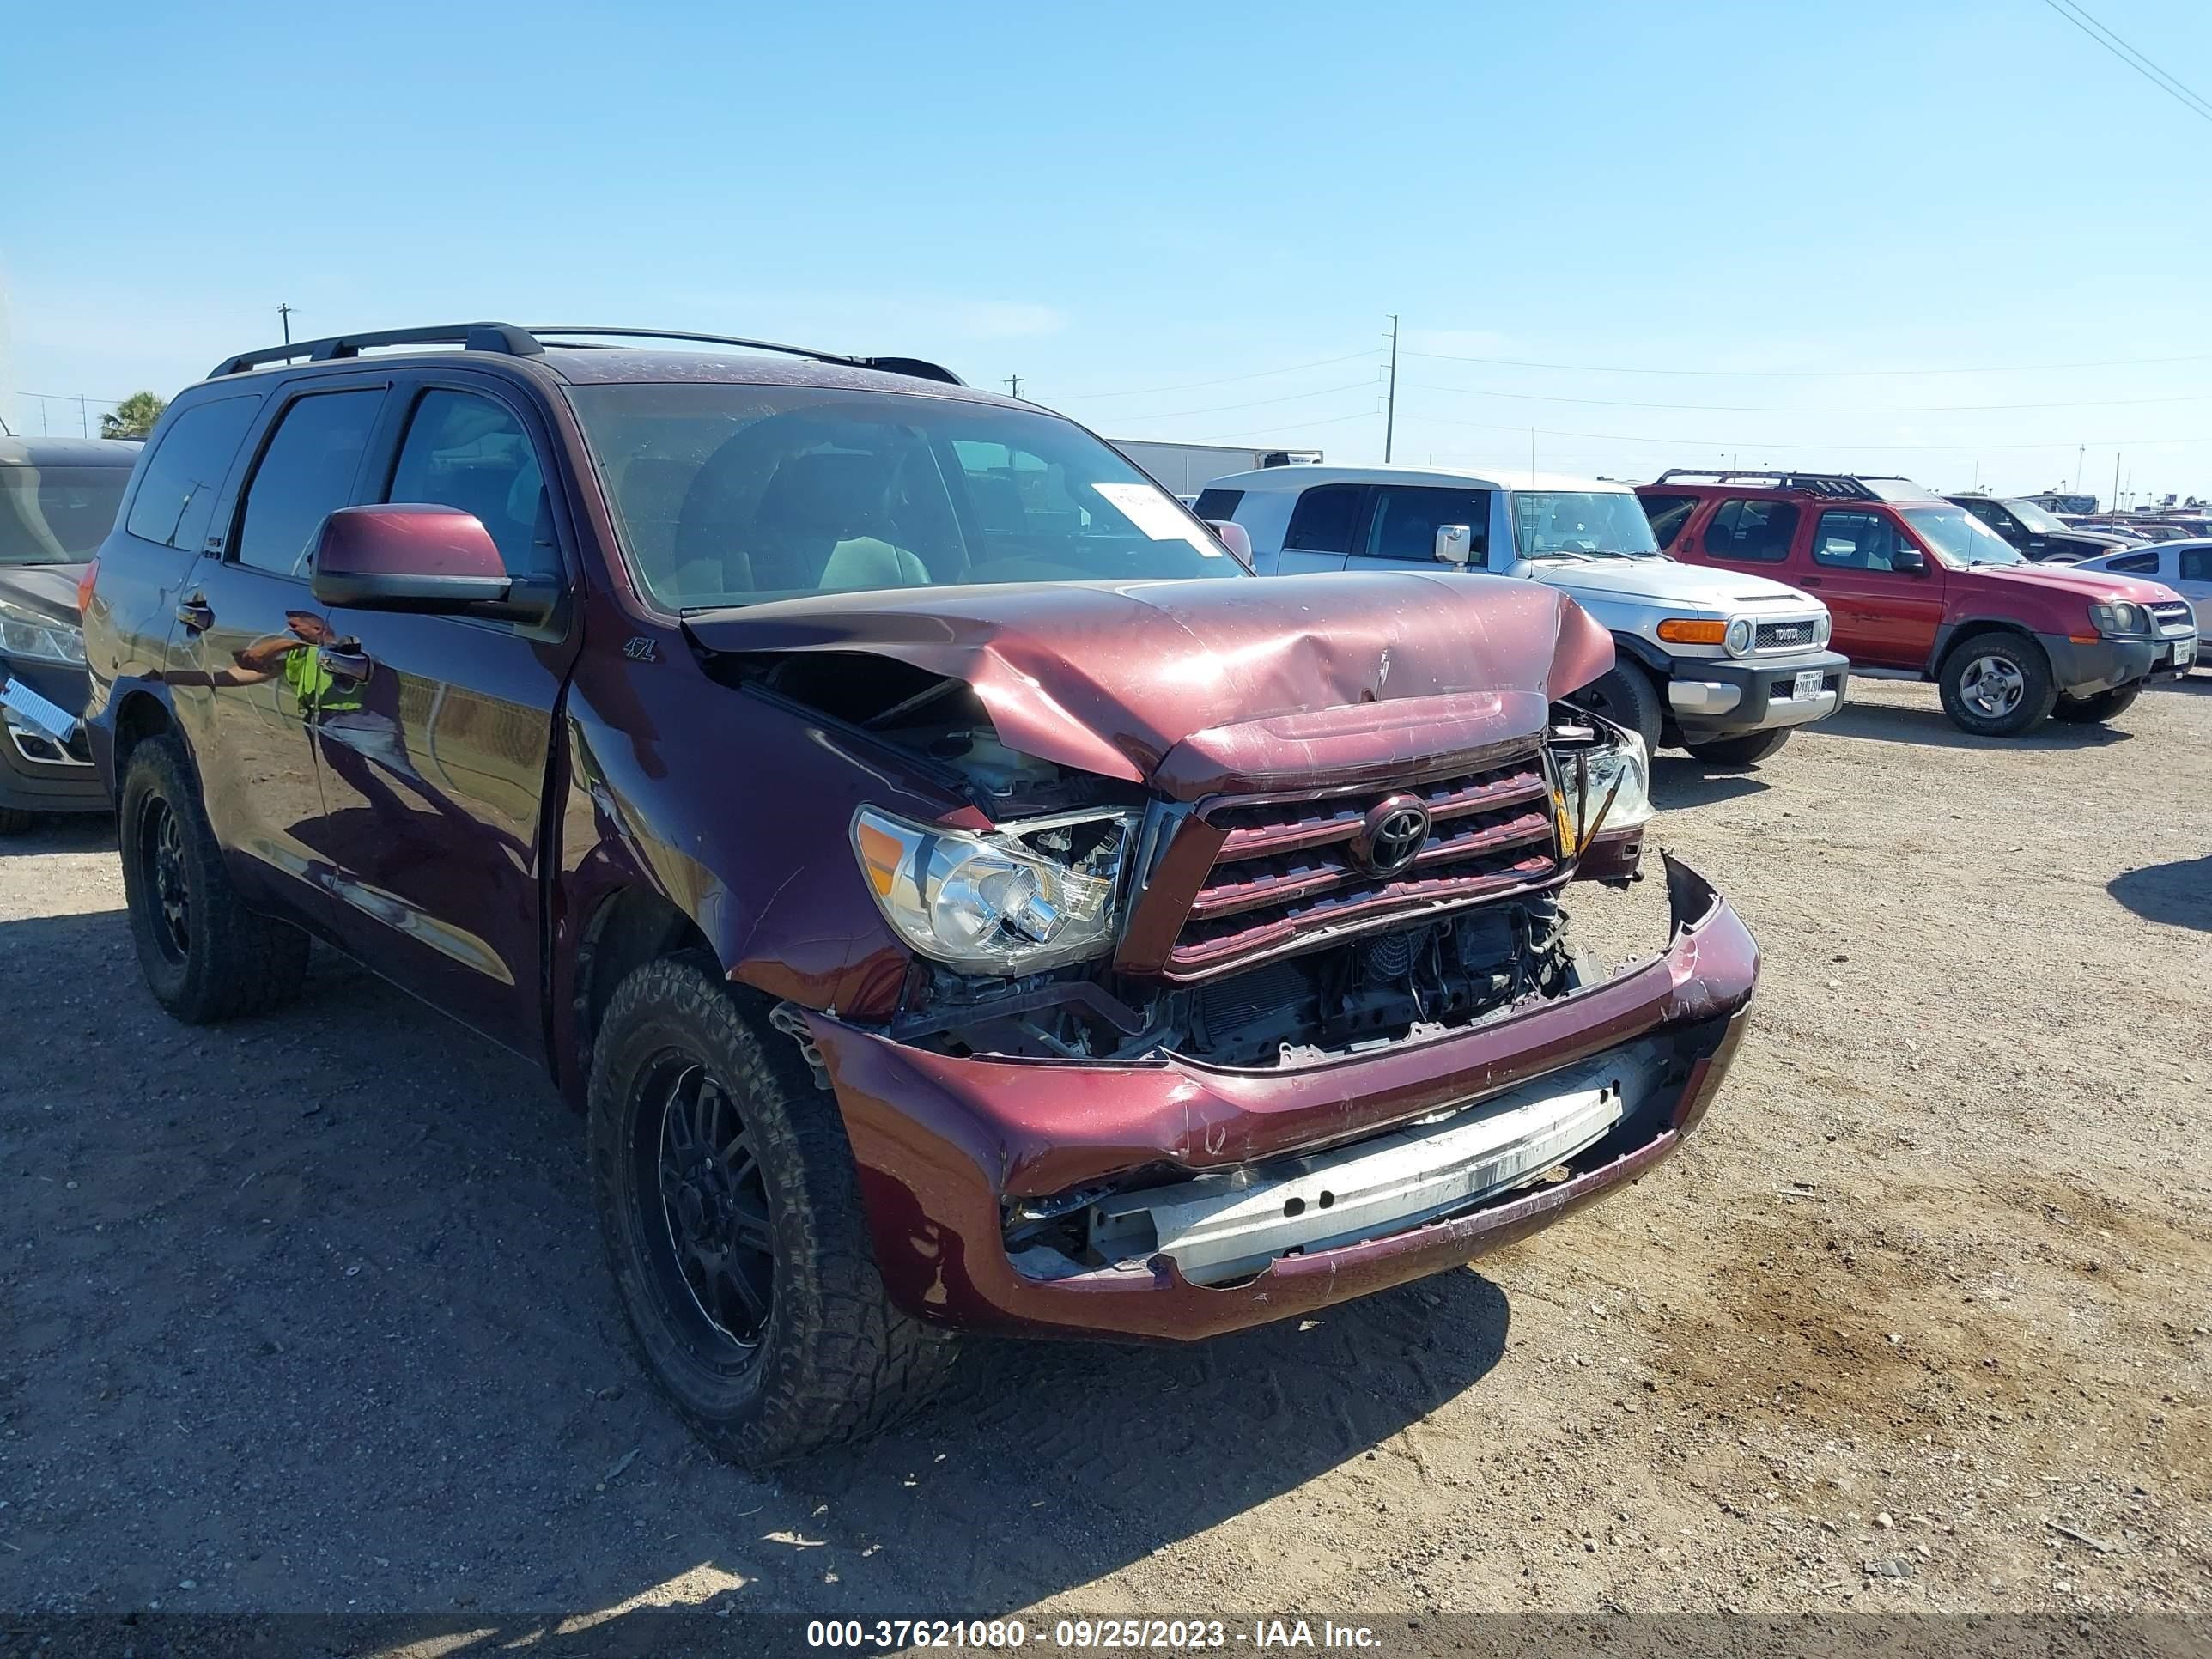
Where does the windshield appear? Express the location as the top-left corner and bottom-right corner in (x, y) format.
(2002, 498), (2073, 534)
(0, 466), (131, 565)
(1512, 490), (1661, 558)
(566, 384), (1240, 611)
(1901, 505), (2026, 568)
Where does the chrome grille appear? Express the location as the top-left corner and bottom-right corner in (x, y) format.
(1753, 617), (1821, 652)
(1164, 746), (1559, 979)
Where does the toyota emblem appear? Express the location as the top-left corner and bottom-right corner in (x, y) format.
(1350, 793), (1431, 878)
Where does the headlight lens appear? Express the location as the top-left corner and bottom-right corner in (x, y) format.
(852, 807), (1133, 975)
(2089, 601), (2148, 637)
(1813, 609), (1832, 646)
(1551, 724), (1655, 853)
(0, 599), (86, 666)
(1723, 617), (1754, 657)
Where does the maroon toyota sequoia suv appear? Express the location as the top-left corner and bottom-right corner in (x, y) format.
(83, 324), (1759, 1463)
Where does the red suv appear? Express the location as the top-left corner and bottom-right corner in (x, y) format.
(1639, 471), (2197, 736)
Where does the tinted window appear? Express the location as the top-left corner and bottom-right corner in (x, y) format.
(1283, 484), (1364, 554)
(1956, 497), (2008, 530)
(387, 390), (556, 580)
(123, 395), (260, 551)
(233, 391), (384, 575)
(1639, 492), (1698, 550)
(2180, 548), (2212, 581)
(1364, 486), (1488, 562)
(1703, 498), (1798, 562)
(0, 466), (133, 565)
(2106, 550), (2161, 574)
(1814, 509), (1907, 571)
(1190, 487), (1244, 521)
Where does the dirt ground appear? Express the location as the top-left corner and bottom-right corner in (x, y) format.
(2, 676), (2208, 1623)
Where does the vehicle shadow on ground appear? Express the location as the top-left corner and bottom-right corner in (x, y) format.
(2108, 856), (2212, 933)
(1807, 702), (2135, 752)
(0, 904), (1513, 1620)
(1650, 756), (1769, 810)
(0, 815), (113, 859)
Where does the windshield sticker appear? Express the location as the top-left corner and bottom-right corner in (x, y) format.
(1092, 483), (1220, 554)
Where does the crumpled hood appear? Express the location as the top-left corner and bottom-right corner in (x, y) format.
(0, 562), (88, 629)
(1517, 556), (1817, 611)
(684, 573), (1614, 799)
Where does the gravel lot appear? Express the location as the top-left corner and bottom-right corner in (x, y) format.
(2, 675), (2207, 1623)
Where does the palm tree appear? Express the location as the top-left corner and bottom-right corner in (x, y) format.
(100, 392), (167, 441)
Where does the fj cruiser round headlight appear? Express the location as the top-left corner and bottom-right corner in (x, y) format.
(1723, 617), (1754, 657)
(1813, 610), (1832, 647)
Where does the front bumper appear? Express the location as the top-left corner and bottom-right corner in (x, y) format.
(2039, 631), (2194, 695)
(805, 856), (1758, 1341)
(1663, 650), (1851, 741)
(0, 667), (104, 817)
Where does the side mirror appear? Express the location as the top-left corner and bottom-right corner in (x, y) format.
(1204, 519), (1254, 564)
(1434, 524), (1474, 567)
(1892, 547), (1928, 574)
(311, 505), (556, 625)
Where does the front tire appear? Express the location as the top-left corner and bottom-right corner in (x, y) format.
(2051, 683), (2142, 724)
(1571, 660), (1664, 752)
(1684, 727), (1793, 769)
(587, 954), (954, 1467)
(0, 806), (37, 836)
(118, 737), (311, 1023)
(1937, 634), (2057, 737)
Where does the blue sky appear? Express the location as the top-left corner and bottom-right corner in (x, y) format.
(7, 0), (2209, 499)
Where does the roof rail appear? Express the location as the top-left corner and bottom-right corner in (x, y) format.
(1652, 467), (1882, 501)
(209, 321), (964, 386)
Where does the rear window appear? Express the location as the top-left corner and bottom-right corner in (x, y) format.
(1190, 487), (1244, 522)
(124, 395), (262, 551)
(1638, 492), (1699, 550)
(2106, 550), (2161, 574)
(2181, 548), (2211, 582)
(0, 465), (132, 565)
(1283, 484), (1364, 554)
(1701, 498), (1798, 562)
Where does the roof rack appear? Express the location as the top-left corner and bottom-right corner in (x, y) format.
(1652, 468), (1887, 500)
(209, 322), (964, 386)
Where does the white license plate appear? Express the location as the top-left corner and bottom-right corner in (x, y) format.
(2178, 639), (2197, 669)
(1790, 669), (1824, 701)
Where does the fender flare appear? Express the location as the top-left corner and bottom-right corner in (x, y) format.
(1927, 617), (2040, 678)
(1607, 632), (1674, 681)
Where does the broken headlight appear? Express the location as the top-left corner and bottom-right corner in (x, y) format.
(851, 806), (1133, 975)
(1548, 720), (1655, 853)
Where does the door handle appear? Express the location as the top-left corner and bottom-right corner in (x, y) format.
(1799, 576), (1824, 588)
(316, 646), (371, 678)
(174, 596), (214, 631)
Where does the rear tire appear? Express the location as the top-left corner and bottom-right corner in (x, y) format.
(1571, 660), (1664, 753)
(118, 737), (312, 1023)
(587, 954), (955, 1467)
(0, 806), (38, 836)
(2051, 683), (2142, 724)
(1684, 728), (1793, 769)
(1937, 633), (2057, 737)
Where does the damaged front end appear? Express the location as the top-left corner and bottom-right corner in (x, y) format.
(686, 574), (1754, 1339)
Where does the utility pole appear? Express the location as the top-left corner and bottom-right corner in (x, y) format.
(2075, 444), (2085, 489)
(1004, 374), (1021, 399)
(2112, 452), (2122, 513)
(1383, 313), (1400, 464)
(78, 395), (88, 437)
(278, 302), (295, 346)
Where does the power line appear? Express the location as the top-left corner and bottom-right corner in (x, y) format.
(1405, 380), (2212, 415)
(1188, 409), (1382, 443)
(1413, 409), (2210, 453)
(1108, 380), (1381, 422)
(1405, 345), (2212, 378)
(2039, 0), (2212, 125)
(1047, 349), (1376, 400)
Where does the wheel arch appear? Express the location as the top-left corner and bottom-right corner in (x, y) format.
(565, 882), (715, 1107)
(1929, 617), (2043, 677)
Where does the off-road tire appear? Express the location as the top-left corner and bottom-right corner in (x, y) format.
(1937, 632), (2057, 738)
(118, 737), (312, 1023)
(587, 953), (956, 1467)
(2051, 683), (2142, 724)
(1683, 728), (1793, 769)
(0, 806), (38, 836)
(1571, 660), (1665, 753)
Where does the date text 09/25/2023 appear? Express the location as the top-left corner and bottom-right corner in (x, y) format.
(805, 1620), (1382, 1651)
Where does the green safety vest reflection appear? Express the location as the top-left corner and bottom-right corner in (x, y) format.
(280, 645), (364, 717)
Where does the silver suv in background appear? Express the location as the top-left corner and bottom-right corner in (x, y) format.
(1196, 465), (1850, 767)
